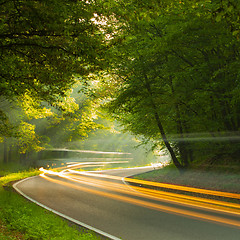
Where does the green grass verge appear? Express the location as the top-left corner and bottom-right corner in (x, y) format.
(0, 169), (100, 240)
(0, 169), (40, 186)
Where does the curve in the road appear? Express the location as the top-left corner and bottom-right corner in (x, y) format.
(13, 176), (121, 240)
(13, 167), (240, 240)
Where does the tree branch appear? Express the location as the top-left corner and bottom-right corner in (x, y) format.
(0, 42), (78, 57)
(171, 50), (194, 67)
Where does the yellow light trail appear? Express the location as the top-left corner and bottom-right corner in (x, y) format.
(39, 173), (240, 229)
(70, 170), (240, 200)
(40, 168), (240, 214)
(63, 173), (240, 215)
(48, 161), (129, 171)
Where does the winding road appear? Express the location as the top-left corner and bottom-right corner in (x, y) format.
(14, 167), (240, 240)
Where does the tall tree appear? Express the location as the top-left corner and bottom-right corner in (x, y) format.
(0, 0), (104, 103)
(100, 0), (240, 168)
(0, 0), (107, 162)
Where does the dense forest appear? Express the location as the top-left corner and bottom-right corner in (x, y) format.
(0, 0), (240, 170)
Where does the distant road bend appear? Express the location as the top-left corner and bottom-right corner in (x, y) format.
(14, 166), (240, 240)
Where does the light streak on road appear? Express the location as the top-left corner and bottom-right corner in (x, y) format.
(49, 161), (130, 171)
(65, 161), (129, 169)
(39, 167), (59, 175)
(44, 148), (132, 155)
(39, 168), (240, 229)
(40, 173), (240, 228)
(62, 173), (240, 215)
(71, 170), (240, 200)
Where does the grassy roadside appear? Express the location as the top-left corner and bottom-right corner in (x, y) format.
(132, 164), (240, 202)
(0, 169), (100, 240)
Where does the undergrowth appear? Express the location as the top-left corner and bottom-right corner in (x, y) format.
(0, 169), (100, 240)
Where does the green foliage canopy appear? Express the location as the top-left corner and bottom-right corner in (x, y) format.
(0, 0), (106, 156)
(101, 0), (240, 168)
(0, 0), (103, 102)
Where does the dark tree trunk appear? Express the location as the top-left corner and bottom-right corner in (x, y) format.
(3, 139), (8, 164)
(143, 74), (183, 170)
(20, 152), (26, 164)
(38, 151), (43, 160)
(154, 113), (184, 170)
(175, 104), (189, 167)
(169, 78), (189, 167)
(188, 148), (194, 162)
(8, 144), (12, 162)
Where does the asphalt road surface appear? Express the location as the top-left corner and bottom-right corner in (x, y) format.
(14, 167), (240, 240)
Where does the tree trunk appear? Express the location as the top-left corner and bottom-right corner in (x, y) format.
(20, 152), (26, 164)
(154, 111), (184, 170)
(176, 107), (189, 167)
(3, 139), (8, 164)
(8, 144), (12, 162)
(169, 78), (189, 167)
(143, 74), (183, 170)
(182, 122), (194, 163)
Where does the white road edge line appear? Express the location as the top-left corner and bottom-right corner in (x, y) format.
(13, 176), (122, 240)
